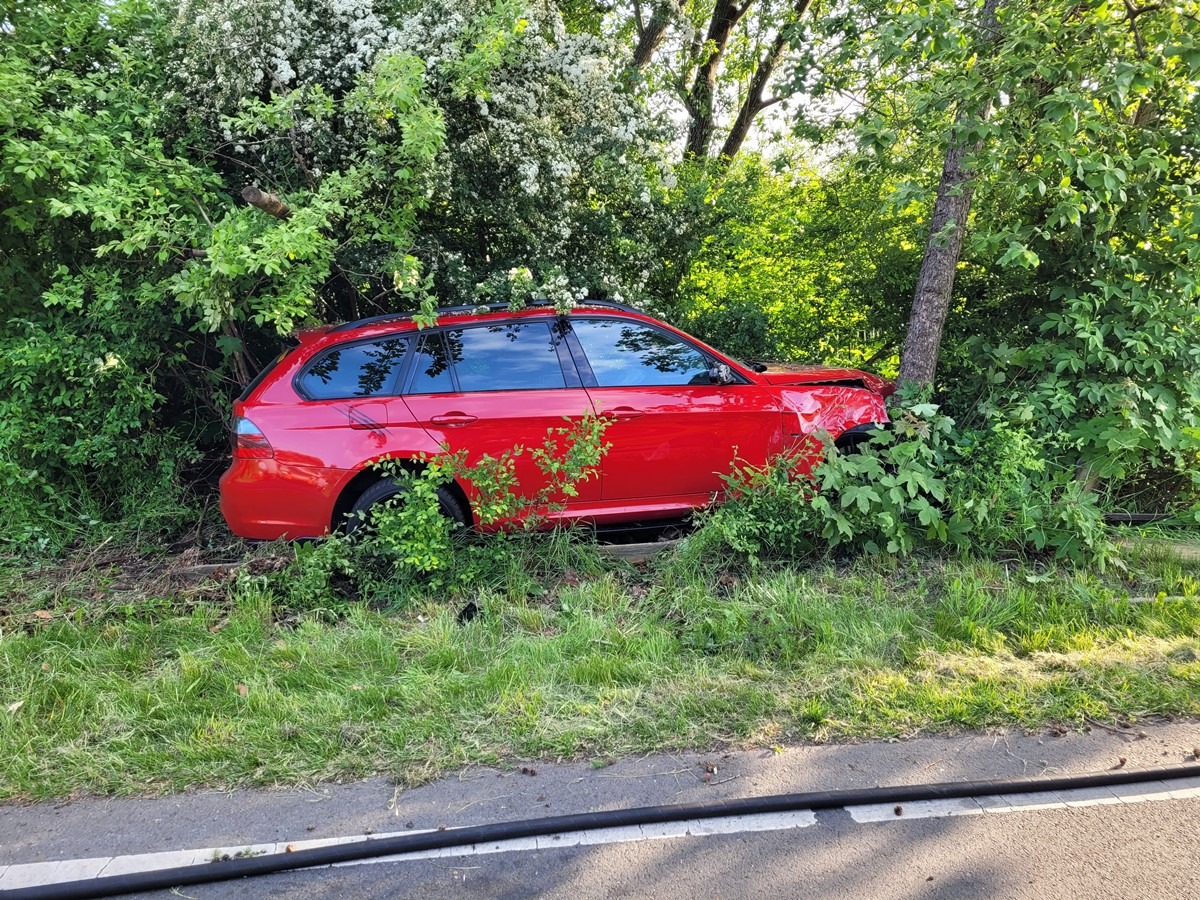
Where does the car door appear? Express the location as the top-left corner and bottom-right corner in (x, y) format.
(400, 320), (602, 514)
(568, 317), (784, 504)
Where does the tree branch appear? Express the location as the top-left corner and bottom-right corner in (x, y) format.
(684, 0), (755, 158)
(241, 186), (291, 220)
(1121, 0), (1161, 59)
(191, 196), (214, 229)
(632, 0), (685, 72)
(717, 0), (814, 162)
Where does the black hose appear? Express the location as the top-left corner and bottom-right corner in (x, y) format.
(13, 763), (1200, 900)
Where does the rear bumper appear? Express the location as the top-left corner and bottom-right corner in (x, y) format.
(219, 459), (344, 540)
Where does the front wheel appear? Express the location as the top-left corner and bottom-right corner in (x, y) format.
(343, 477), (469, 537)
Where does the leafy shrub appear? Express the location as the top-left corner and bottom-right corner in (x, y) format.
(0, 272), (200, 553)
(945, 422), (1109, 562)
(278, 414), (610, 611)
(696, 394), (1112, 567)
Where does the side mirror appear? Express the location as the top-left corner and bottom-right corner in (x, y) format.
(708, 363), (735, 385)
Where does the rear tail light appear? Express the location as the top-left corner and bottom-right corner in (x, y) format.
(233, 416), (274, 459)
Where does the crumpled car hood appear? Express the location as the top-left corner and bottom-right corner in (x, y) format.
(759, 365), (895, 398)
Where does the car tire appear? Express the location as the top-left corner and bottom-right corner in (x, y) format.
(344, 476), (469, 536)
(835, 422), (886, 455)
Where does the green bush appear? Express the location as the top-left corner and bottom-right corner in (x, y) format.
(696, 394), (1112, 567)
(274, 414), (610, 612)
(0, 273), (200, 552)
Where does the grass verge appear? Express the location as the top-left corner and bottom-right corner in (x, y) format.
(1, 533), (1199, 800)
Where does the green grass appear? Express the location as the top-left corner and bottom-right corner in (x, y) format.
(1, 536), (1199, 800)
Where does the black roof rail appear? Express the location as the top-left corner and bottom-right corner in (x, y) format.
(327, 297), (642, 334)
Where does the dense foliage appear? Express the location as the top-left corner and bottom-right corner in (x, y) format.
(699, 394), (1110, 567)
(2, 0), (1198, 554)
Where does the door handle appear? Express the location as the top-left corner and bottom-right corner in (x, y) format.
(600, 406), (643, 420)
(429, 412), (478, 426)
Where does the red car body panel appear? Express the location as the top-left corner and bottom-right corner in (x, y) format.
(588, 383), (784, 500)
(760, 364), (896, 398)
(402, 387), (603, 507)
(219, 305), (893, 540)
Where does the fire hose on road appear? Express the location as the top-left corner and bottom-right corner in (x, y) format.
(10, 762), (1200, 899)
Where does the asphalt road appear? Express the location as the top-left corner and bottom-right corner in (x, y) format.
(169, 798), (1200, 900)
(4, 723), (1199, 898)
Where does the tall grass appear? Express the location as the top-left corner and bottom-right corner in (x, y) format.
(2, 540), (1198, 800)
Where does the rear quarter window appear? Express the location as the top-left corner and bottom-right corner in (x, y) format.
(297, 337), (410, 399)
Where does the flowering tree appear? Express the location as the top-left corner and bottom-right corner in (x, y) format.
(167, 0), (673, 313)
(388, 0), (671, 306)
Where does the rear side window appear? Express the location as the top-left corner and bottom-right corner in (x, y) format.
(298, 337), (410, 399)
(572, 319), (713, 387)
(456, 322), (567, 391)
(407, 322), (569, 393)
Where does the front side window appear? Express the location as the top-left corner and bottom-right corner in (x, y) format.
(299, 337), (409, 399)
(572, 319), (713, 387)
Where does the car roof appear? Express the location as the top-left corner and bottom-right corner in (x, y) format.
(326, 299), (642, 336)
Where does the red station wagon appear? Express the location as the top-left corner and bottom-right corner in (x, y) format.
(219, 301), (893, 540)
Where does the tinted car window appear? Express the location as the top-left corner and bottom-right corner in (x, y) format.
(572, 319), (712, 387)
(407, 323), (568, 393)
(456, 322), (567, 391)
(299, 337), (409, 399)
(410, 333), (457, 394)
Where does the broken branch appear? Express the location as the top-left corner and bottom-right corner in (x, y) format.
(241, 185), (291, 220)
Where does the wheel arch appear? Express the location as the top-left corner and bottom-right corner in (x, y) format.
(834, 421), (888, 453)
(330, 459), (474, 532)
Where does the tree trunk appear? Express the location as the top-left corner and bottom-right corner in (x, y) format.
(684, 0), (751, 159)
(897, 0), (1002, 387)
(632, 1), (680, 71)
(241, 185), (291, 220)
(719, 34), (786, 161)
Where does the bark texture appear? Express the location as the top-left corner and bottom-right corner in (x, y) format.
(684, 0), (750, 158)
(632, 0), (680, 71)
(898, 0), (1002, 387)
(241, 186), (291, 220)
(719, 0), (814, 161)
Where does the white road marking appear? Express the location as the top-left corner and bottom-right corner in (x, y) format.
(3, 782), (1198, 891)
(846, 779), (1200, 824)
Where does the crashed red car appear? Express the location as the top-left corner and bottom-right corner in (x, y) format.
(219, 301), (893, 540)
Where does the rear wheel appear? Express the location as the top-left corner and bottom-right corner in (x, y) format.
(343, 477), (469, 536)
